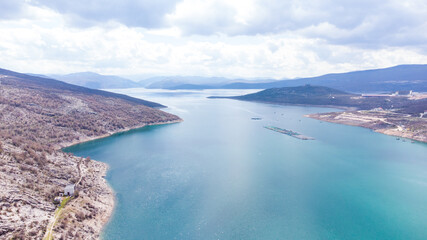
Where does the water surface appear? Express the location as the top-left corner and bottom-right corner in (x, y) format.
(65, 89), (427, 240)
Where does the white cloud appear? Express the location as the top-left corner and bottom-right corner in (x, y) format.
(0, 1), (426, 79)
(164, 0), (427, 50)
(30, 0), (181, 28)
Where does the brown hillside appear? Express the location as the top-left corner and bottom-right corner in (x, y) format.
(0, 70), (181, 239)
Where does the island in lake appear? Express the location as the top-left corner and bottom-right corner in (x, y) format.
(0, 68), (181, 239)
(210, 85), (427, 143)
(264, 126), (315, 140)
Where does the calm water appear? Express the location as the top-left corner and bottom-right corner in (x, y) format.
(65, 89), (427, 240)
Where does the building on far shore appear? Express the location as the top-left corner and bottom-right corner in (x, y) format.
(64, 184), (75, 196)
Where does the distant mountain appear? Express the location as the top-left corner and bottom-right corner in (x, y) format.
(144, 76), (233, 89)
(220, 64), (427, 92)
(49, 72), (141, 89)
(30, 64), (427, 92)
(144, 76), (276, 89)
(25, 73), (51, 78)
(1, 68), (163, 108)
(0, 67), (181, 239)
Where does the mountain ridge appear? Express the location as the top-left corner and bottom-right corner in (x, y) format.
(1, 68), (163, 108)
(220, 64), (427, 92)
(25, 64), (427, 92)
(142, 64), (427, 92)
(49, 72), (141, 90)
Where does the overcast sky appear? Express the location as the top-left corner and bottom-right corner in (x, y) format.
(0, 0), (426, 80)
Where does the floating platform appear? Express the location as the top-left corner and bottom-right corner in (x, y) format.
(264, 126), (315, 140)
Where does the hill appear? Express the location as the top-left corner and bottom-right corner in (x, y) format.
(37, 65), (427, 92)
(214, 85), (412, 109)
(0, 68), (181, 239)
(1, 69), (162, 108)
(49, 72), (141, 89)
(232, 85), (357, 106)
(221, 64), (427, 92)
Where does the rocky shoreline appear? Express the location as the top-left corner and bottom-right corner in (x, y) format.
(52, 119), (183, 239)
(50, 156), (114, 240)
(0, 119), (183, 240)
(0, 70), (183, 239)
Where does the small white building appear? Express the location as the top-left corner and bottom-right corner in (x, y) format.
(64, 184), (75, 196)
(54, 196), (62, 204)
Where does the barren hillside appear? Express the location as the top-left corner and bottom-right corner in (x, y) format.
(0, 69), (181, 239)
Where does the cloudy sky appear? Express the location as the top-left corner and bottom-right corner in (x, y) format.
(1, 0), (426, 80)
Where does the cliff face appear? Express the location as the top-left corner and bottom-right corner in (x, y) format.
(0, 70), (181, 239)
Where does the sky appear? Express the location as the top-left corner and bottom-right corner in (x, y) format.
(0, 0), (427, 80)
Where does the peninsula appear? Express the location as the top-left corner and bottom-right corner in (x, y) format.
(0, 68), (181, 239)
(211, 85), (427, 143)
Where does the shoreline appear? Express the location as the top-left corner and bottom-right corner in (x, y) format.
(0, 70), (185, 239)
(95, 161), (115, 239)
(58, 118), (183, 239)
(222, 98), (426, 143)
(57, 119), (183, 150)
(225, 98), (358, 111)
(306, 112), (427, 143)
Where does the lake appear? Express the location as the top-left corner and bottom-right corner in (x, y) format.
(64, 89), (427, 240)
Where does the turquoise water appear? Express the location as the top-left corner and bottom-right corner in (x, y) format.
(65, 89), (427, 240)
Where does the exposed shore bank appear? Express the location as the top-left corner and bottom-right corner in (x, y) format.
(307, 110), (427, 143)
